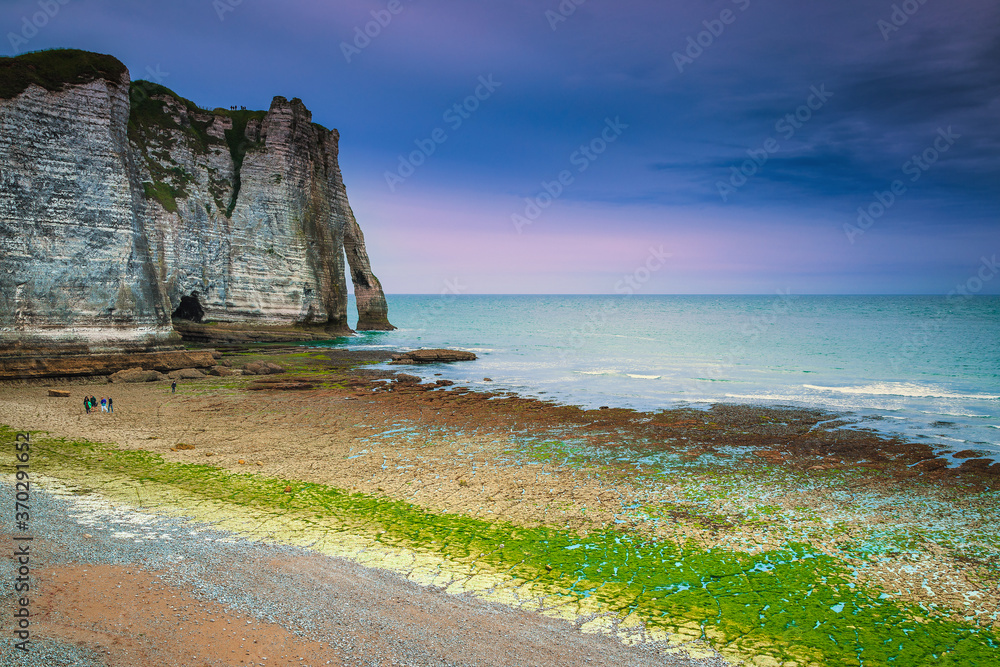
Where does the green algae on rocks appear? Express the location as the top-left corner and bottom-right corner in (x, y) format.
(3, 425), (997, 667)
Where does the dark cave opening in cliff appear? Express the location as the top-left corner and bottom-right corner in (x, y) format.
(172, 293), (205, 323)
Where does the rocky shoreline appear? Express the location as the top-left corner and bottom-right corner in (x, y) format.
(1, 346), (998, 666)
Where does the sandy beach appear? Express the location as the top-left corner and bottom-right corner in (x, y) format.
(2, 347), (998, 666)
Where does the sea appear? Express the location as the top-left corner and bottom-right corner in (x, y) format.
(316, 295), (1000, 463)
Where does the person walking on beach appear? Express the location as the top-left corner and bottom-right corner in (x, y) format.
(84, 396), (91, 414)
(90, 396), (97, 412)
(171, 380), (177, 394)
(107, 397), (113, 414)
(100, 397), (107, 413)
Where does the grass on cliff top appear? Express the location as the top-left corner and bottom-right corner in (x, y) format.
(3, 424), (998, 667)
(0, 48), (127, 100)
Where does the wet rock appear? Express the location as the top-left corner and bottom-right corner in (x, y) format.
(390, 349), (477, 364)
(244, 362), (285, 375)
(248, 381), (314, 391)
(958, 458), (995, 474)
(953, 450), (989, 459)
(914, 458), (948, 472)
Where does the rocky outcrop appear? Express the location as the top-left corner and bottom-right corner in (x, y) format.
(390, 349), (478, 364)
(110, 367), (168, 383)
(0, 49), (393, 379)
(2, 349), (216, 380)
(132, 90), (395, 333)
(242, 362), (285, 376)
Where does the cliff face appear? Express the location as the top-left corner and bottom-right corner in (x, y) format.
(0, 55), (175, 355)
(0, 50), (393, 364)
(132, 89), (393, 333)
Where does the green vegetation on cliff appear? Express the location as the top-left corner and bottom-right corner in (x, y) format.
(128, 79), (265, 217)
(2, 49), (322, 219)
(0, 48), (127, 100)
(222, 109), (267, 216)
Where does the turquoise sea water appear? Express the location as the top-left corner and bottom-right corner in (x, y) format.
(326, 295), (1000, 461)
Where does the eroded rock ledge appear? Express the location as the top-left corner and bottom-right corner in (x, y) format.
(390, 349), (478, 364)
(0, 350), (216, 381)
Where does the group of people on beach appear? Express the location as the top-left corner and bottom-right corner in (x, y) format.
(84, 395), (113, 414)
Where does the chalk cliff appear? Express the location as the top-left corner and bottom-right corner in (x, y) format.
(0, 49), (393, 375)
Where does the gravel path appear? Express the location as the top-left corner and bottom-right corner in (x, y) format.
(0, 479), (733, 667)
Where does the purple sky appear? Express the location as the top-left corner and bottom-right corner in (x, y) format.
(3, 0), (998, 294)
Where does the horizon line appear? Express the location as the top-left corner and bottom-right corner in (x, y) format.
(372, 293), (999, 297)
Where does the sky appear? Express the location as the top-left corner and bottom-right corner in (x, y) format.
(2, 0), (998, 294)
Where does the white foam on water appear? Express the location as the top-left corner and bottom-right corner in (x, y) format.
(803, 382), (999, 401)
(723, 393), (805, 402)
(627, 374), (661, 380)
(332, 343), (398, 350)
(920, 411), (992, 418)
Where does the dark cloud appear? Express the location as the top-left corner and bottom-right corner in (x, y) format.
(1, 0), (997, 292)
